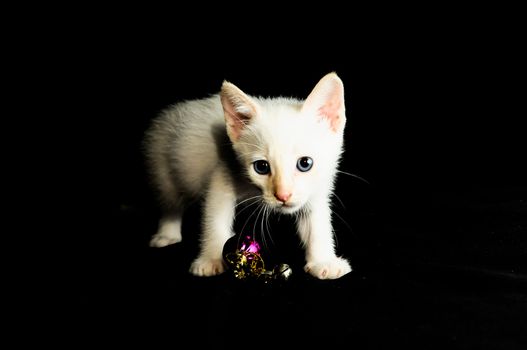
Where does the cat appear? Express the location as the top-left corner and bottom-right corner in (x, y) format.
(143, 72), (352, 279)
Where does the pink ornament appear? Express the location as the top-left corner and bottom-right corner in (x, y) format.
(239, 235), (261, 254)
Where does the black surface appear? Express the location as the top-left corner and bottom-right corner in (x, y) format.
(79, 188), (527, 348)
(54, 9), (527, 349)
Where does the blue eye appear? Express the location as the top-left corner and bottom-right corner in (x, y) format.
(253, 160), (271, 175)
(297, 157), (313, 172)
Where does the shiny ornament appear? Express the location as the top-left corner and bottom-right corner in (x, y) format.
(223, 235), (292, 283)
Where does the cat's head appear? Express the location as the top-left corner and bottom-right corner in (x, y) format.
(221, 73), (346, 214)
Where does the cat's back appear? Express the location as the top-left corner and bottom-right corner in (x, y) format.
(153, 94), (223, 133)
(144, 95), (226, 194)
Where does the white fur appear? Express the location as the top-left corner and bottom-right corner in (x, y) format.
(144, 72), (352, 279)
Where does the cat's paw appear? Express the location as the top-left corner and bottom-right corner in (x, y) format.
(304, 257), (352, 279)
(189, 257), (226, 276)
(149, 232), (182, 248)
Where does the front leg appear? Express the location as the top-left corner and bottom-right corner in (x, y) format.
(296, 197), (352, 279)
(189, 169), (236, 276)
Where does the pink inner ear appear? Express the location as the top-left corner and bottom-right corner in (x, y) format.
(221, 90), (254, 141)
(318, 98), (342, 132)
(304, 73), (345, 133)
(225, 113), (246, 140)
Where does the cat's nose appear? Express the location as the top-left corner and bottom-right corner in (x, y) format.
(274, 191), (292, 203)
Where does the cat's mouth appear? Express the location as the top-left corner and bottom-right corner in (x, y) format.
(276, 202), (301, 214)
(262, 195), (302, 214)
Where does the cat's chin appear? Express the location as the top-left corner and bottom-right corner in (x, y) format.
(277, 203), (303, 215)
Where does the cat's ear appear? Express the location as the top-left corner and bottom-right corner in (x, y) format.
(220, 81), (259, 142)
(302, 72), (346, 133)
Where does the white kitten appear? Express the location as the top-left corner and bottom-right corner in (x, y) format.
(144, 72), (351, 279)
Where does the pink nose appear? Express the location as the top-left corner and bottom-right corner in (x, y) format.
(274, 191), (292, 203)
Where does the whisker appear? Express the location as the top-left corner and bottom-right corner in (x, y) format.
(236, 203), (259, 218)
(259, 204), (266, 249)
(263, 204), (274, 247)
(235, 195), (262, 210)
(239, 199), (263, 245)
(332, 192), (347, 210)
(254, 202), (267, 241)
(330, 207), (357, 240)
(337, 170), (370, 185)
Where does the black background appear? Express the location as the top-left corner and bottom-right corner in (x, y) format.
(36, 6), (527, 349)
(84, 13), (526, 213)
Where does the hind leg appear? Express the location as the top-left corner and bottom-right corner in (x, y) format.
(149, 211), (183, 247)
